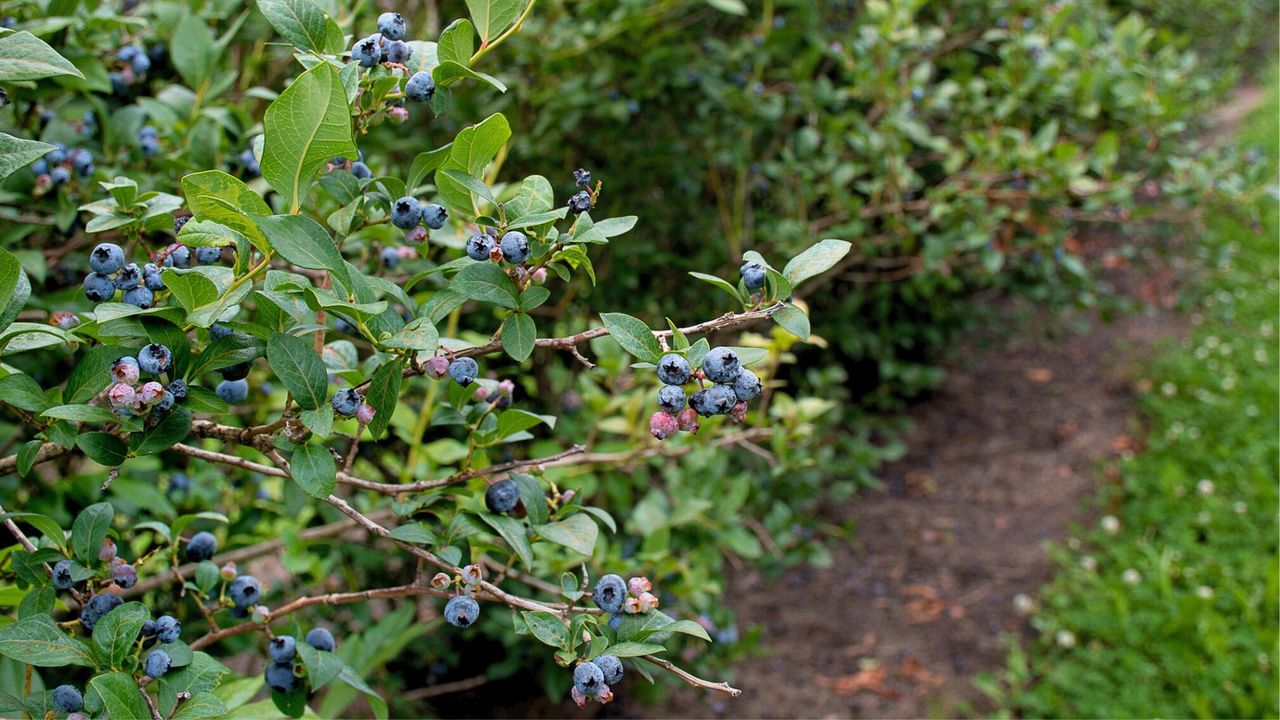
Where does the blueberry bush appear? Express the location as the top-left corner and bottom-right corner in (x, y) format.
(0, 1), (853, 716)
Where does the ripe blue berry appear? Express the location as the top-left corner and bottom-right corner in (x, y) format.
(701, 347), (740, 383)
(186, 531), (217, 561)
(51, 686), (83, 714)
(140, 136), (159, 156)
(592, 574), (627, 613)
(573, 661), (605, 697)
(573, 168), (592, 187)
(380, 247), (401, 270)
(210, 324), (233, 340)
(421, 203), (447, 229)
(465, 232), (495, 261)
(657, 385), (686, 414)
(142, 263), (166, 291)
(444, 596), (480, 628)
(122, 286), (153, 309)
(377, 12), (407, 41)
(265, 662), (299, 692)
(137, 343), (172, 374)
(49, 166), (70, 185)
(163, 245), (191, 268)
(567, 190), (592, 215)
(656, 354), (691, 386)
(485, 479), (520, 514)
(143, 649), (171, 678)
(268, 635), (297, 663)
(384, 39), (412, 64)
(405, 71), (436, 102)
(332, 388), (363, 417)
(194, 246), (222, 264)
(140, 126), (158, 140)
(732, 369), (762, 402)
(350, 161), (372, 179)
(69, 149), (94, 175)
(89, 243), (125, 274)
(52, 559), (74, 589)
(167, 379), (188, 401)
(112, 563), (137, 589)
(693, 384), (736, 416)
(499, 231), (530, 264)
(352, 35), (381, 67)
(83, 272), (115, 303)
(305, 627), (336, 651)
(390, 196), (421, 229)
(595, 654), (624, 684)
(740, 261), (766, 291)
(31, 158), (47, 175)
(113, 263), (141, 289)
(216, 379), (249, 404)
(228, 575), (262, 607)
(448, 357), (478, 386)
(80, 593), (123, 631)
(238, 149), (260, 177)
(155, 614), (181, 644)
(131, 51), (150, 75)
(221, 361), (251, 380)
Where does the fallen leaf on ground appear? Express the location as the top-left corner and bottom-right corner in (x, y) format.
(843, 633), (878, 657)
(902, 584), (945, 623)
(1026, 368), (1054, 383)
(815, 666), (900, 698)
(898, 656), (945, 696)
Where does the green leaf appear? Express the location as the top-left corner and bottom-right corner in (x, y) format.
(387, 523), (437, 545)
(172, 692), (228, 720)
(177, 220), (242, 248)
(432, 61), (507, 93)
(296, 645), (343, 688)
(572, 215), (637, 245)
(511, 474), (547, 525)
(131, 407), (192, 455)
(0, 133), (55, 182)
(495, 409), (554, 440)
(0, 31), (83, 81)
(257, 0), (344, 55)
(92, 602), (149, 669)
(261, 63), (356, 215)
(381, 317), (438, 353)
(406, 144), (452, 193)
(502, 313), (535, 362)
(158, 652), (232, 717)
(437, 19), (475, 66)
(0, 614), (94, 667)
(0, 248), (22, 332)
(162, 269), (220, 311)
(464, 0), (522, 42)
(663, 619), (713, 642)
(364, 360), (402, 439)
(181, 171), (272, 253)
(254, 215), (345, 277)
(688, 272), (742, 302)
(71, 502), (114, 565)
(782, 239), (851, 287)
(88, 672), (151, 719)
(520, 611), (569, 648)
(40, 404), (117, 424)
(451, 261), (519, 309)
(771, 303), (810, 340)
(170, 15), (217, 91)
(0, 373), (48, 412)
(533, 514), (598, 556)
(705, 0), (748, 14)
(440, 169), (495, 206)
(603, 641), (666, 658)
(336, 665), (388, 720)
(266, 333), (328, 410)
(479, 513), (533, 568)
(435, 114), (510, 214)
(599, 313), (661, 363)
(290, 442), (336, 499)
(63, 345), (132, 403)
(0, 513), (65, 551)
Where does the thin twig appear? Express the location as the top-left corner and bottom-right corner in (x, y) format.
(639, 656), (742, 697)
(403, 674), (490, 701)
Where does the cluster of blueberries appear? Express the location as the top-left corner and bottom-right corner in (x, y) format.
(648, 346), (762, 440)
(30, 144), (95, 190)
(331, 387), (376, 424)
(350, 13), (437, 104)
(464, 169), (596, 266)
(564, 573), (661, 705)
(109, 43), (157, 96)
(438, 564), (486, 629)
(386, 194), (448, 267)
(106, 344), (187, 418)
(82, 231), (225, 308)
(263, 627), (338, 693)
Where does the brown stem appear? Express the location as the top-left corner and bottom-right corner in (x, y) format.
(639, 656), (742, 698)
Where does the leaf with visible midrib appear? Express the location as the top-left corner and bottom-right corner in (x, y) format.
(257, 0), (344, 55)
(0, 134), (54, 182)
(266, 333), (328, 410)
(0, 614), (94, 667)
(92, 602), (149, 669)
(290, 442), (335, 499)
(599, 313), (661, 363)
(464, 0), (522, 42)
(88, 673), (151, 719)
(503, 313), (535, 362)
(0, 32), (83, 81)
(262, 63), (357, 214)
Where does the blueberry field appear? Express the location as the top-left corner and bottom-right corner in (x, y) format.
(0, 1), (1275, 719)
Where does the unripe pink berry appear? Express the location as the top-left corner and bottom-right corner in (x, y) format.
(497, 379), (515, 396)
(570, 686), (587, 707)
(108, 383), (136, 409)
(426, 355), (449, 379)
(50, 311), (78, 330)
(405, 226), (428, 244)
(488, 245), (504, 263)
(531, 267), (547, 285)
(220, 562), (237, 580)
(649, 411), (679, 440)
(475, 386), (489, 401)
(637, 591), (660, 612)
(597, 684), (614, 703)
(137, 381), (166, 405)
(628, 576), (652, 595)
(727, 401), (748, 423)
(676, 407), (700, 434)
(389, 106), (409, 123)
(98, 539), (117, 561)
(430, 572), (451, 589)
(460, 564), (483, 585)
(355, 403), (376, 425)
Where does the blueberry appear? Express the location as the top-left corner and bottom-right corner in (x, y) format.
(305, 627), (336, 651)
(332, 388), (363, 417)
(51, 686), (83, 714)
(155, 614), (181, 643)
(83, 272), (115, 303)
(268, 635), (297, 663)
(228, 575), (262, 607)
(163, 245), (191, 268)
(740, 261), (766, 291)
(113, 263), (141, 290)
(732, 369), (762, 402)
(649, 411), (679, 440)
(143, 263), (166, 291)
(421, 203), (447, 230)
(210, 324), (233, 340)
(140, 125), (158, 139)
(465, 232), (496, 261)
(390, 196), (421, 229)
(169, 473), (191, 493)
(265, 662), (299, 692)
(122, 286), (153, 308)
(238, 149), (259, 177)
(141, 620), (157, 638)
(80, 593), (123, 631)
(139, 136), (159, 157)
(608, 613), (621, 631)
(592, 574), (627, 613)
(89, 243), (126, 274)
(384, 39), (412, 64)
(350, 161), (372, 179)
(447, 357), (478, 386)
(112, 563), (137, 589)
(573, 168), (592, 187)
(52, 559), (74, 590)
(656, 385), (687, 414)
(173, 216), (191, 236)
(405, 71), (436, 102)
(221, 361), (251, 380)
(567, 190), (593, 215)
(167, 379), (188, 401)
(109, 72), (128, 96)
(194, 246), (222, 264)
(32, 158), (47, 175)
(47, 145), (66, 165)
(143, 649), (171, 678)
(352, 35), (381, 68)
(69, 149), (93, 174)
(186, 531), (217, 561)
(701, 347), (740, 383)
(216, 379), (249, 404)
(443, 596), (480, 628)
(595, 654), (624, 684)
(573, 661), (605, 697)
(137, 343), (172, 374)
(131, 52), (150, 74)
(49, 166), (70, 185)
(380, 247), (401, 270)
(656, 354), (691, 386)
(692, 384), (736, 416)
(499, 231), (530, 264)
(377, 11), (407, 40)
(485, 479), (520, 514)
